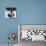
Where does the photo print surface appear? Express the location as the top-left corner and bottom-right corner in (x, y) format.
(18, 25), (46, 41)
(5, 7), (16, 18)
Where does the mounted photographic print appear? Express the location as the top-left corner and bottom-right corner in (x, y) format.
(5, 7), (16, 18)
(18, 24), (46, 41)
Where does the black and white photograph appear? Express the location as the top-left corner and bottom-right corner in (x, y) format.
(5, 7), (16, 18)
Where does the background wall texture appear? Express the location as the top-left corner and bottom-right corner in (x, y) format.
(0, 0), (46, 44)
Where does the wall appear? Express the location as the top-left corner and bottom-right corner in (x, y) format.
(0, 0), (46, 44)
